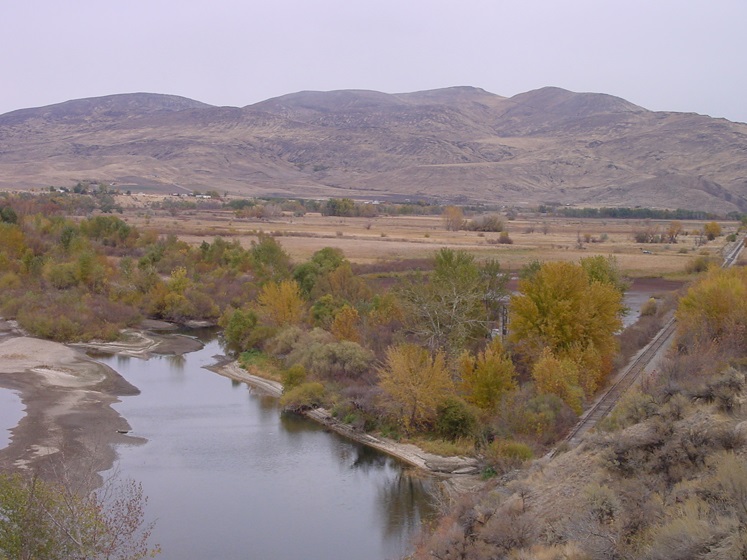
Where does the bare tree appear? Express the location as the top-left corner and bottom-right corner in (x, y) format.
(0, 459), (159, 560)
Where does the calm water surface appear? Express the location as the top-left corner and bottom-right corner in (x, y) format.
(0, 389), (23, 449)
(100, 333), (436, 560)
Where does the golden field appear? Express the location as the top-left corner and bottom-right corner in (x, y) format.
(115, 195), (742, 278)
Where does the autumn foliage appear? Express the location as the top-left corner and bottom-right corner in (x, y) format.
(378, 343), (454, 432)
(510, 259), (624, 405)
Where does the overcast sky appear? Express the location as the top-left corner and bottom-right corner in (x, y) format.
(2, 0), (746, 123)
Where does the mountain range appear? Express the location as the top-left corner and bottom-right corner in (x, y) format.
(1, 86), (746, 213)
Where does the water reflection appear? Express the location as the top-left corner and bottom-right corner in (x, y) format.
(165, 353), (186, 371)
(101, 333), (437, 560)
(280, 410), (320, 435)
(351, 443), (390, 471)
(378, 471), (437, 538)
(255, 392), (279, 420)
(0, 389), (24, 449)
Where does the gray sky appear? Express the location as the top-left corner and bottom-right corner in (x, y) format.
(2, 0), (746, 123)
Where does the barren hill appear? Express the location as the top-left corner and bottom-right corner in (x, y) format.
(1, 87), (746, 213)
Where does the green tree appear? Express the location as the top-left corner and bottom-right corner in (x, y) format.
(250, 233), (292, 283)
(220, 307), (259, 351)
(312, 262), (371, 303)
(399, 249), (495, 353)
(580, 255), (628, 293)
(435, 398), (476, 441)
(0, 205), (18, 224)
(293, 247), (346, 296)
(322, 198), (355, 217)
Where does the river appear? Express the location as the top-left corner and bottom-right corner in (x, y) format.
(0, 389), (23, 449)
(97, 331), (437, 560)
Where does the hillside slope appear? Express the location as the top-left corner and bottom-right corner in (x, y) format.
(1, 87), (746, 213)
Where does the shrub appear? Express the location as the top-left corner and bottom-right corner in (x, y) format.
(484, 439), (534, 473)
(265, 326), (304, 356)
(281, 365), (307, 392)
(285, 328), (335, 366)
(498, 231), (513, 244)
(435, 398), (477, 441)
(584, 483), (621, 524)
(498, 389), (578, 445)
(0, 272), (21, 290)
(599, 389), (658, 432)
(290, 338), (374, 381)
(416, 437), (475, 457)
(640, 297), (658, 317)
(684, 255), (714, 274)
(279, 382), (326, 412)
(465, 214), (505, 232)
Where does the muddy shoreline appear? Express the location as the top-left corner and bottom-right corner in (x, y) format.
(0, 323), (480, 494)
(0, 336), (139, 484)
(0, 323), (204, 488)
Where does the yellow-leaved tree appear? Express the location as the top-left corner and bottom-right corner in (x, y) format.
(703, 221), (722, 241)
(442, 205), (465, 231)
(510, 260), (624, 398)
(378, 343), (454, 432)
(677, 266), (747, 348)
(330, 304), (361, 342)
(257, 279), (306, 327)
(531, 348), (584, 414)
(459, 338), (517, 410)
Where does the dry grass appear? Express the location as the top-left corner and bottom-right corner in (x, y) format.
(119, 203), (734, 276)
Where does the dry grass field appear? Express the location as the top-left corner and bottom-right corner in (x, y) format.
(116, 194), (742, 278)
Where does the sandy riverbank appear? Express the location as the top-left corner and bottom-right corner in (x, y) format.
(0, 325), (204, 488)
(0, 322), (481, 492)
(0, 336), (140, 484)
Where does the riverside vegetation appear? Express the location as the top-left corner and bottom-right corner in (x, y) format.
(0, 193), (636, 462)
(411, 264), (747, 559)
(0, 191), (743, 559)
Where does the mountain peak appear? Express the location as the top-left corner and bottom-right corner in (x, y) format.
(0, 93), (213, 125)
(509, 86), (644, 115)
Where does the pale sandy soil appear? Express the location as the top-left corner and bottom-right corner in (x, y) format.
(0, 327), (203, 487)
(124, 209), (732, 275)
(0, 336), (140, 483)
